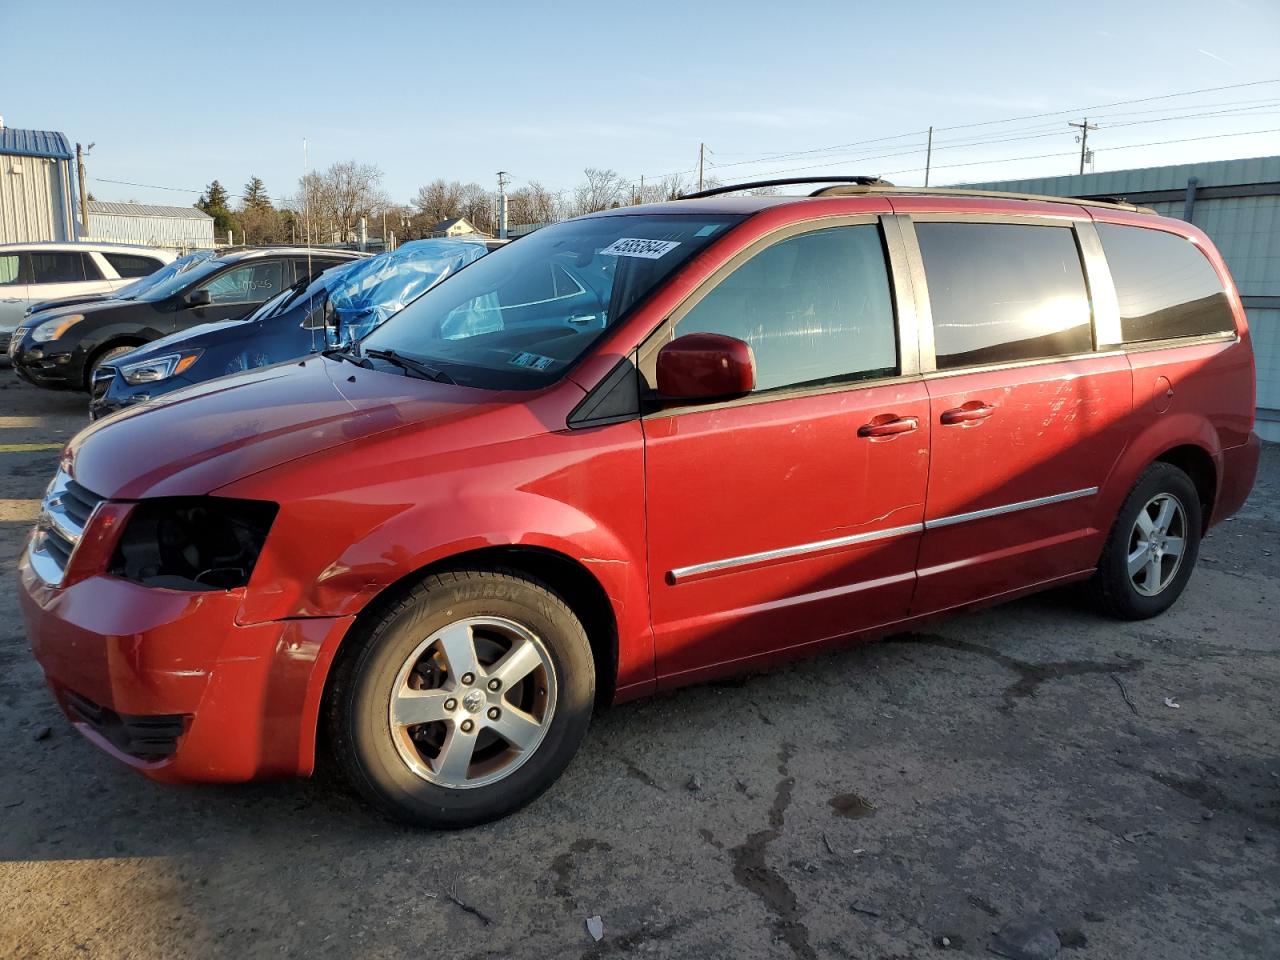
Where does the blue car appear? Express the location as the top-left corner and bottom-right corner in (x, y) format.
(89, 239), (489, 418)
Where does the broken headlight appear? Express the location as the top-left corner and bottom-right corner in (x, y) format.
(109, 497), (278, 591)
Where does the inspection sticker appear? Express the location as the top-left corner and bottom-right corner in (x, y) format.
(599, 237), (681, 259)
(509, 351), (556, 370)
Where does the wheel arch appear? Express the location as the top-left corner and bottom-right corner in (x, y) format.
(1153, 443), (1217, 532)
(83, 336), (149, 389)
(312, 544), (620, 770)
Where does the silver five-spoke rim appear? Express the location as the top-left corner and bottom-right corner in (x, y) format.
(389, 616), (557, 789)
(1127, 492), (1187, 597)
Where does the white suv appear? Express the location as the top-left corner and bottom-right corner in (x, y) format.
(0, 242), (176, 351)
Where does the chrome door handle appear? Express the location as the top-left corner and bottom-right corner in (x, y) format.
(940, 403), (995, 425)
(858, 415), (919, 438)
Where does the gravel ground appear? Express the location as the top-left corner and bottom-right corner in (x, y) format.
(0, 373), (1277, 960)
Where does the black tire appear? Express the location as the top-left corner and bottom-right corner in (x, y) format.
(1093, 462), (1203, 620)
(327, 568), (595, 828)
(85, 344), (138, 390)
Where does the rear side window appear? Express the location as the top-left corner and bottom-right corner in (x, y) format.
(917, 222), (1093, 370)
(1096, 223), (1235, 343)
(200, 260), (285, 305)
(676, 224), (898, 392)
(0, 254), (20, 285)
(28, 252), (101, 284)
(103, 252), (163, 278)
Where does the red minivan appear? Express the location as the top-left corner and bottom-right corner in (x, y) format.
(18, 179), (1260, 826)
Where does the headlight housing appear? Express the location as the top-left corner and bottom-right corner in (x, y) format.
(31, 314), (85, 343)
(109, 497), (278, 591)
(119, 350), (202, 385)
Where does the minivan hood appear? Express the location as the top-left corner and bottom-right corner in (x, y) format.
(69, 357), (499, 499)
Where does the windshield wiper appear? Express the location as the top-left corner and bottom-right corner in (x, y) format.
(322, 347), (370, 368)
(364, 348), (455, 384)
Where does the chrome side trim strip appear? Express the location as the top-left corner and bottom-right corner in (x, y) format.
(668, 522), (924, 584)
(925, 486), (1098, 530)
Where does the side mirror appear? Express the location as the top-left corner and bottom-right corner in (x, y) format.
(186, 289), (211, 308)
(656, 332), (755, 401)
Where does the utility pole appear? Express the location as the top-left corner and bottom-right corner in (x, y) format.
(924, 126), (933, 187)
(75, 142), (93, 239)
(698, 143), (705, 192)
(1069, 118), (1098, 175)
(496, 170), (510, 239)
(638, 174), (645, 205)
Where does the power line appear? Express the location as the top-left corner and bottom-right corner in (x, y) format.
(637, 77), (1280, 183)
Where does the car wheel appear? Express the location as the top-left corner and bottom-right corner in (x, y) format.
(1093, 462), (1202, 620)
(328, 569), (595, 828)
(86, 345), (137, 389)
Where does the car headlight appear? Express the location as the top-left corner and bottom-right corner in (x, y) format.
(31, 314), (84, 343)
(119, 350), (202, 385)
(109, 497), (279, 591)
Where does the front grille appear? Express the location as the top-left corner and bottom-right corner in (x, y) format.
(64, 690), (187, 760)
(28, 470), (106, 586)
(90, 366), (115, 402)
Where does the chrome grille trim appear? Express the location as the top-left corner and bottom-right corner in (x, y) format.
(27, 469), (105, 587)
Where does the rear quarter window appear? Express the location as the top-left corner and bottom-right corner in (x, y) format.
(103, 252), (164, 278)
(1096, 223), (1235, 343)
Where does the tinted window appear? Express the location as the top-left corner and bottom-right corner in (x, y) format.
(917, 222), (1093, 369)
(28, 252), (98, 285)
(295, 257), (345, 285)
(675, 224), (897, 392)
(103, 252), (164, 278)
(1096, 223), (1234, 343)
(198, 261), (285, 305)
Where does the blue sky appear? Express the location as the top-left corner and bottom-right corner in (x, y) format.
(5, 0), (1279, 209)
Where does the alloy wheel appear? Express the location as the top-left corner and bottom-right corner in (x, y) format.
(1127, 492), (1188, 597)
(388, 616), (557, 789)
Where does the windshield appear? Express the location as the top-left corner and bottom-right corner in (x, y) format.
(113, 250), (215, 299)
(136, 255), (231, 302)
(359, 214), (742, 389)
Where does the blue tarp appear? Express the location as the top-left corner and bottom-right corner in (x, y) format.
(328, 238), (489, 342)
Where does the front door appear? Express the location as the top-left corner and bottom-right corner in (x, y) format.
(179, 258), (287, 331)
(906, 218), (1133, 614)
(642, 219), (930, 686)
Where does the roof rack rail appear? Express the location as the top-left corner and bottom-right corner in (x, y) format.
(808, 183), (1156, 214)
(680, 176), (893, 200)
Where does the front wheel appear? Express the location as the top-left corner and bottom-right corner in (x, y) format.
(1093, 462), (1203, 620)
(327, 569), (595, 828)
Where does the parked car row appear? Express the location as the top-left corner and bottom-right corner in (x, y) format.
(1, 242), (175, 352)
(9, 247), (363, 390)
(15, 182), (1261, 830)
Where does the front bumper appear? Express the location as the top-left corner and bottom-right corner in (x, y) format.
(89, 366), (189, 420)
(18, 549), (355, 782)
(10, 335), (81, 389)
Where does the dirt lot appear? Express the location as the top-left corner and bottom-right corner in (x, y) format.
(0, 372), (1277, 960)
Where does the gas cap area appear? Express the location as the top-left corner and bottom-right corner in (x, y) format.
(1153, 375), (1174, 413)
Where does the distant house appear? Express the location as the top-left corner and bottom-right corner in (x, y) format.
(427, 216), (489, 239)
(0, 123), (77, 243)
(85, 200), (214, 252)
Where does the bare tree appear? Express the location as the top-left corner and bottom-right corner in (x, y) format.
(297, 161), (387, 243)
(570, 167), (627, 216)
(457, 182), (495, 234)
(412, 178), (464, 227)
(508, 180), (559, 226)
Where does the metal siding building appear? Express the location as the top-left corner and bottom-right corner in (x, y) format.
(0, 127), (77, 243)
(84, 200), (214, 251)
(960, 156), (1280, 441)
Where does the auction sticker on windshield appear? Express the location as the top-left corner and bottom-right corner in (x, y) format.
(599, 238), (681, 259)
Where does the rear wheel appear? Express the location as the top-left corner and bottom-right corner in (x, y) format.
(1094, 462), (1202, 620)
(328, 569), (594, 828)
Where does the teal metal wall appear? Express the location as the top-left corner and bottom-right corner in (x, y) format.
(960, 156), (1280, 441)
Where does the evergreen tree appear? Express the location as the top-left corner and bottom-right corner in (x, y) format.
(242, 176), (271, 211)
(197, 180), (230, 211)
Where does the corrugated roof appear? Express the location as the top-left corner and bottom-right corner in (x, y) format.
(956, 154), (1280, 195)
(87, 200), (213, 220)
(0, 127), (73, 160)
